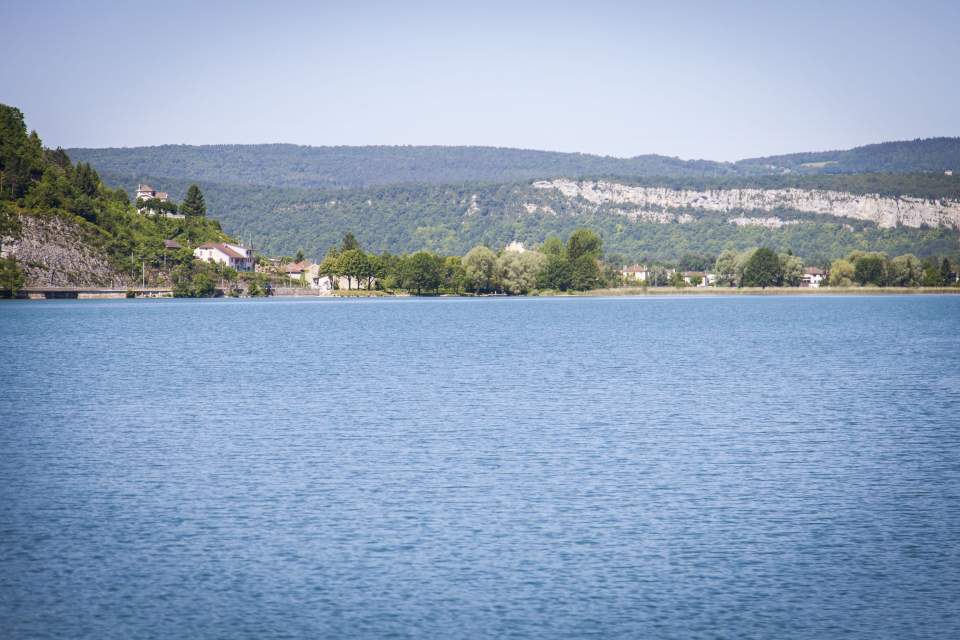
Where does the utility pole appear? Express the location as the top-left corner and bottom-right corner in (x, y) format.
(142, 260), (145, 289)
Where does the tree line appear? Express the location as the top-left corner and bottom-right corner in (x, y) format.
(710, 247), (956, 288)
(827, 252), (954, 287)
(69, 138), (960, 192)
(290, 231), (958, 295)
(304, 229), (609, 295)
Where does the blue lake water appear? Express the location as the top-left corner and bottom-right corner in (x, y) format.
(1, 295), (959, 639)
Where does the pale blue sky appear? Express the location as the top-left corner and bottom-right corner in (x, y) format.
(3, 0), (958, 160)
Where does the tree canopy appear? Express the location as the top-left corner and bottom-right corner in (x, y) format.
(741, 248), (783, 288)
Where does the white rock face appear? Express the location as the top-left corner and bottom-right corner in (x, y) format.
(523, 203), (557, 216)
(466, 194), (481, 216)
(531, 179), (960, 228)
(618, 209), (693, 224)
(728, 217), (803, 229)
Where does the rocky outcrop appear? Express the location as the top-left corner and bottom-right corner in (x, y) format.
(728, 217), (803, 229)
(531, 179), (960, 228)
(0, 214), (126, 287)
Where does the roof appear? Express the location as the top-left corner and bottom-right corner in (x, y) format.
(137, 184), (154, 192)
(683, 271), (705, 277)
(283, 260), (314, 273)
(804, 267), (825, 275)
(163, 239), (182, 249)
(622, 264), (647, 273)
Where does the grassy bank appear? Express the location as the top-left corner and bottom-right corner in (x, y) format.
(570, 286), (960, 296)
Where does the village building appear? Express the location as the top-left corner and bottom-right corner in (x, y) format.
(312, 274), (377, 291)
(801, 267), (826, 288)
(621, 264), (649, 282)
(135, 184), (169, 203)
(163, 239), (182, 250)
(135, 183), (184, 218)
(279, 261), (376, 291)
(193, 242), (256, 271)
(682, 271), (714, 287)
(504, 241), (527, 253)
(283, 260), (320, 286)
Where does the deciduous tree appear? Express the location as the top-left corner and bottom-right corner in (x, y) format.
(741, 248), (782, 288)
(829, 259), (854, 287)
(496, 251), (546, 295)
(462, 245), (497, 293)
(567, 228), (602, 262)
(853, 253), (887, 286)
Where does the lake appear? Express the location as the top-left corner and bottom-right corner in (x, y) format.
(1, 296), (959, 639)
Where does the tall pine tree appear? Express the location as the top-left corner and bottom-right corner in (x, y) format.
(181, 184), (206, 217)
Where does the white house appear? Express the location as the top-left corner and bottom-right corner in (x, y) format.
(801, 267), (825, 288)
(194, 242), (256, 271)
(622, 264), (649, 282)
(504, 241), (527, 253)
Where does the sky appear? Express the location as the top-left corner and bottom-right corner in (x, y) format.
(3, 0), (959, 160)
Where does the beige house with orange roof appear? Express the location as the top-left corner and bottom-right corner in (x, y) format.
(621, 264), (649, 282)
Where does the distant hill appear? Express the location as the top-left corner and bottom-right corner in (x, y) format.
(69, 137), (960, 262)
(69, 144), (744, 189)
(737, 137), (960, 174)
(81, 171), (958, 264)
(69, 138), (960, 191)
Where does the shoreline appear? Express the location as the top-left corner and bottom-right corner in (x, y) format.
(5, 286), (959, 301)
(570, 286), (960, 296)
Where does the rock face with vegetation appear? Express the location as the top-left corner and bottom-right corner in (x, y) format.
(66, 138), (960, 262)
(1, 215), (122, 287)
(531, 179), (960, 229)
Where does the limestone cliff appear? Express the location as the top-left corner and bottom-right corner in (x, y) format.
(531, 179), (960, 229)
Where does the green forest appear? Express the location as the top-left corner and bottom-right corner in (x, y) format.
(738, 137), (960, 174)
(69, 144), (743, 189)
(65, 136), (960, 264)
(79, 171), (959, 264)
(68, 137), (960, 189)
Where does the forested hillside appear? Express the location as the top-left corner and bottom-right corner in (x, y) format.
(69, 144), (744, 189)
(69, 137), (960, 264)
(69, 137), (960, 190)
(738, 137), (960, 174)
(79, 172), (955, 264)
(0, 104), (228, 290)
